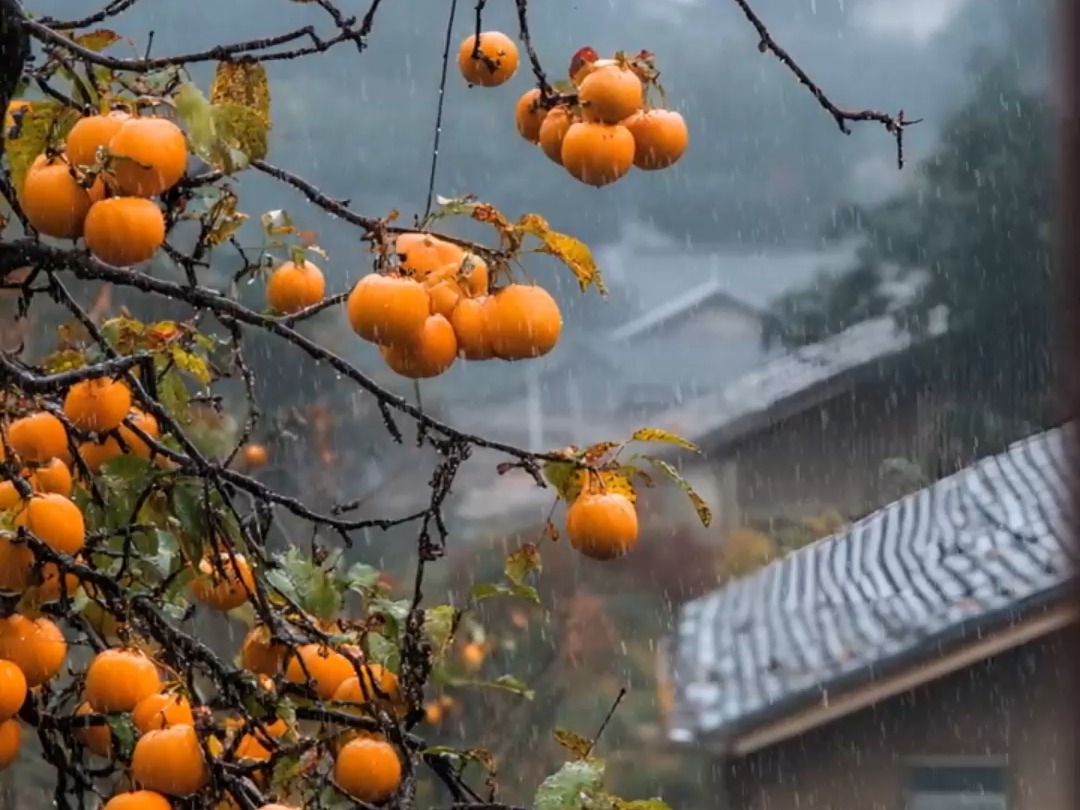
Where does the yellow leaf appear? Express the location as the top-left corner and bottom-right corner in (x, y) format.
(74, 29), (121, 52)
(205, 188), (248, 247)
(553, 727), (593, 760)
(170, 346), (211, 386)
(640, 456), (712, 527)
(516, 213), (605, 295)
(4, 100), (80, 192)
(41, 348), (86, 374)
(542, 459), (579, 500)
(209, 61), (272, 129)
(260, 209), (295, 236)
(573, 469), (637, 503)
(211, 103), (269, 168)
(630, 428), (700, 453)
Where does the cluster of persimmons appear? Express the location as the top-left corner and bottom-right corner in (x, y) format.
(0, 382), (407, 808)
(456, 33), (689, 187)
(10, 104), (183, 267)
(264, 230), (563, 379)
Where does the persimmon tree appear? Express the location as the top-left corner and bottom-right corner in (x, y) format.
(0, 0), (910, 808)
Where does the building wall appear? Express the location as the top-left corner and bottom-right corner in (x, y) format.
(726, 629), (1077, 810)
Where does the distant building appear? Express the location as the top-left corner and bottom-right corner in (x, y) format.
(661, 425), (1077, 810)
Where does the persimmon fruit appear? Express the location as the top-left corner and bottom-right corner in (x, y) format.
(29, 457), (73, 496)
(334, 736), (403, 804)
(622, 109), (689, 170)
(566, 492), (640, 560)
(450, 296), (495, 360)
(241, 625), (286, 676)
(189, 553), (256, 611)
(458, 31), (519, 87)
(132, 691), (194, 733)
(240, 443), (269, 468)
(284, 644), (356, 700)
(108, 116), (188, 197)
(63, 376), (133, 432)
(83, 197), (166, 267)
(561, 122), (635, 187)
(130, 723), (210, 797)
(0, 717), (21, 770)
(333, 663), (402, 714)
(578, 63), (644, 125)
(19, 154), (103, 239)
(346, 273), (431, 345)
(0, 614), (67, 687)
(4, 411), (69, 463)
(266, 260), (326, 315)
(538, 106), (575, 165)
(85, 648), (162, 712)
(427, 278), (463, 318)
(75, 701), (113, 758)
(103, 792), (174, 810)
(461, 641), (485, 672)
(0, 660), (27, 721)
(485, 284), (562, 360)
(14, 492), (86, 555)
(379, 314), (458, 379)
(515, 88), (548, 143)
(65, 111), (131, 168)
(396, 232), (463, 278)
(79, 407), (161, 470)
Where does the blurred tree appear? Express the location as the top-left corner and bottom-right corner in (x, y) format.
(762, 14), (1056, 433)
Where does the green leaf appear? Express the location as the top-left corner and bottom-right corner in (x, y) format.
(145, 529), (179, 578)
(211, 103), (270, 166)
(534, 759), (608, 810)
(105, 714), (136, 758)
(369, 597), (411, 633)
(422, 605), (458, 660)
(4, 100), (81, 192)
(553, 727), (593, 760)
(365, 631), (398, 670)
(470, 581), (540, 605)
(167, 483), (209, 562)
(271, 547), (342, 623)
(505, 543), (542, 586)
(629, 428), (700, 453)
(483, 674), (534, 699)
(344, 562), (381, 594)
(73, 29), (121, 52)
(639, 455), (712, 528)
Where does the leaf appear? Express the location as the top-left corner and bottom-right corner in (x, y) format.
(422, 605), (458, 660)
(211, 103), (270, 165)
(170, 346), (211, 386)
(534, 759), (608, 810)
(209, 61), (272, 128)
(487, 674), (534, 699)
(41, 348), (86, 374)
(612, 800), (674, 810)
(470, 582), (540, 605)
(505, 543), (541, 585)
(105, 714), (137, 757)
(553, 727), (593, 760)
(272, 547), (342, 623)
(517, 213), (605, 295)
(204, 187), (248, 247)
(146, 529), (179, 578)
(542, 459), (579, 500)
(365, 631), (398, 669)
(74, 29), (121, 52)
(630, 428), (700, 453)
(344, 562), (381, 594)
(640, 456), (712, 528)
(4, 100), (80, 192)
(565, 469), (637, 503)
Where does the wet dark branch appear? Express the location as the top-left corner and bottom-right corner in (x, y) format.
(727, 0), (919, 168)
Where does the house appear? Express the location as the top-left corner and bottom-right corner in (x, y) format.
(660, 425), (1078, 810)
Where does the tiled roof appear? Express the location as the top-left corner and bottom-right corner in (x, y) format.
(667, 425), (1078, 745)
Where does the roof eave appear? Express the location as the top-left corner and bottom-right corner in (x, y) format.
(669, 580), (1078, 755)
